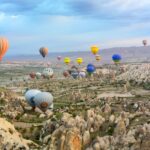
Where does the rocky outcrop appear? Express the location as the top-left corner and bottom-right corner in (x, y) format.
(0, 118), (36, 150)
(117, 64), (150, 83)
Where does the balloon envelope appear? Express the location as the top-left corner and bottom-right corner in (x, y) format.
(25, 89), (41, 107)
(64, 57), (71, 65)
(71, 71), (79, 79)
(63, 71), (70, 78)
(76, 57), (83, 65)
(0, 38), (9, 61)
(30, 72), (36, 79)
(57, 56), (62, 60)
(79, 71), (86, 78)
(34, 92), (53, 112)
(95, 55), (101, 61)
(112, 54), (122, 64)
(39, 47), (48, 58)
(43, 68), (54, 78)
(36, 72), (42, 79)
(143, 40), (147, 46)
(87, 64), (96, 74)
(91, 45), (99, 55)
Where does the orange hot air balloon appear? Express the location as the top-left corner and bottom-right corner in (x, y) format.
(39, 47), (48, 58)
(0, 38), (9, 61)
(91, 45), (99, 55)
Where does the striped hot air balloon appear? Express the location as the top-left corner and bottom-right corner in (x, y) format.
(39, 47), (48, 58)
(95, 55), (101, 61)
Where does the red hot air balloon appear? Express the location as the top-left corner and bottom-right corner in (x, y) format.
(63, 71), (70, 78)
(0, 38), (9, 61)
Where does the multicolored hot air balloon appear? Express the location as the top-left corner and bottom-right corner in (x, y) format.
(25, 89), (41, 110)
(34, 92), (53, 112)
(42, 68), (54, 78)
(57, 56), (62, 61)
(0, 38), (9, 61)
(39, 47), (48, 58)
(112, 54), (122, 64)
(91, 45), (99, 55)
(29, 72), (36, 79)
(76, 57), (83, 65)
(64, 57), (71, 65)
(143, 40), (147, 46)
(95, 55), (101, 62)
(71, 71), (79, 79)
(87, 64), (96, 75)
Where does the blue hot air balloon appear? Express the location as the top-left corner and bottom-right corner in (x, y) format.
(25, 89), (41, 108)
(87, 64), (96, 75)
(112, 54), (122, 64)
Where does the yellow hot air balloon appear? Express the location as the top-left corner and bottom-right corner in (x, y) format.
(95, 55), (101, 61)
(91, 45), (99, 55)
(64, 57), (71, 65)
(76, 57), (83, 65)
(0, 38), (9, 61)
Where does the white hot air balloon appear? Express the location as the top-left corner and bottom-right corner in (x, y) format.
(25, 89), (41, 109)
(42, 68), (54, 78)
(36, 72), (42, 79)
(79, 71), (86, 78)
(34, 92), (53, 112)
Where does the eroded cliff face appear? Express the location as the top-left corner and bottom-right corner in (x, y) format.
(0, 118), (36, 150)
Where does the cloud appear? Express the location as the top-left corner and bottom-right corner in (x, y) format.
(0, 0), (150, 20)
(0, 0), (150, 55)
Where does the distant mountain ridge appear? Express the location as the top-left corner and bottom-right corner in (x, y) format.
(4, 46), (150, 64)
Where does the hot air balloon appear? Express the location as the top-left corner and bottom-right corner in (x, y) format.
(79, 71), (86, 78)
(87, 64), (96, 75)
(57, 56), (62, 61)
(42, 68), (54, 78)
(39, 47), (48, 58)
(63, 71), (70, 78)
(71, 71), (79, 79)
(64, 57), (71, 65)
(91, 45), (99, 55)
(34, 92), (53, 112)
(36, 72), (42, 79)
(29, 72), (36, 79)
(143, 40), (147, 46)
(25, 89), (41, 109)
(71, 65), (78, 72)
(95, 55), (101, 61)
(112, 54), (122, 64)
(76, 57), (83, 65)
(0, 38), (9, 61)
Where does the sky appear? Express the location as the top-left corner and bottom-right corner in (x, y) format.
(0, 0), (150, 55)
